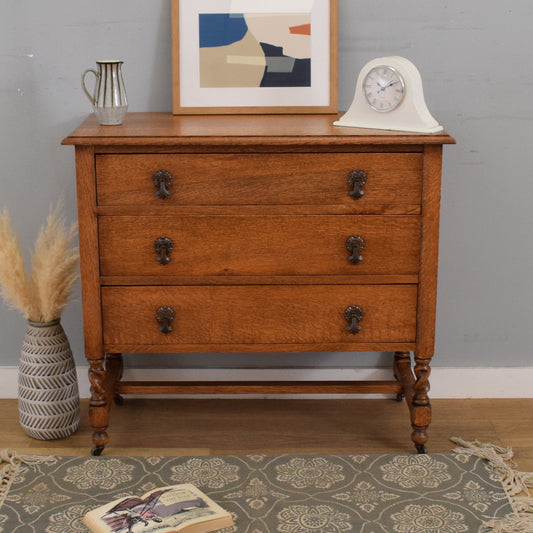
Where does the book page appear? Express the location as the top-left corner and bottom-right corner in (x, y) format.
(84, 484), (232, 533)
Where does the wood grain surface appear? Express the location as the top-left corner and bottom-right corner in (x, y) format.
(101, 284), (417, 346)
(95, 153), (422, 208)
(62, 113), (455, 146)
(98, 215), (421, 277)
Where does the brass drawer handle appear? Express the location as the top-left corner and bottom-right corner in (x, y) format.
(345, 235), (365, 264)
(344, 305), (364, 334)
(153, 169), (173, 199)
(154, 236), (173, 265)
(156, 306), (175, 334)
(347, 169), (367, 200)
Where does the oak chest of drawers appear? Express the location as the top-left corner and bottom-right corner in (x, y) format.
(63, 113), (454, 455)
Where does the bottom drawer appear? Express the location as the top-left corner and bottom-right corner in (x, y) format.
(102, 285), (417, 347)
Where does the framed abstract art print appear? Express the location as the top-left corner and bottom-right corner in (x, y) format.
(172, 0), (338, 114)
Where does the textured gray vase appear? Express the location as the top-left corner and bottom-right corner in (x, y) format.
(18, 319), (80, 440)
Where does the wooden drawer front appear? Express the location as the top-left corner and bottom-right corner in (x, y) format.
(95, 153), (422, 208)
(99, 215), (420, 277)
(101, 285), (417, 346)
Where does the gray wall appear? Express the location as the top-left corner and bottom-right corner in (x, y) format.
(1, 1), (532, 370)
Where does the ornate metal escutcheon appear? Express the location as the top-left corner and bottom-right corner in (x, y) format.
(154, 236), (173, 265)
(153, 169), (173, 200)
(345, 235), (365, 264)
(344, 305), (364, 334)
(156, 306), (175, 334)
(347, 169), (367, 200)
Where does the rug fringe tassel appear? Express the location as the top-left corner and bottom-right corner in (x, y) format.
(0, 449), (21, 509)
(451, 437), (533, 533)
(482, 516), (533, 533)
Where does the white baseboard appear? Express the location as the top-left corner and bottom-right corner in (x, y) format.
(1, 366), (532, 399)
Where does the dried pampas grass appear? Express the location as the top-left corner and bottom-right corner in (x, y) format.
(0, 203), (79, 322)
(0, 210), (38, 320)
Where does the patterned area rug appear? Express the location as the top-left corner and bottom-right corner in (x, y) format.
(1, 439), (532, 533)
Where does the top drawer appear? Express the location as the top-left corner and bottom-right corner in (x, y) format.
(95, 153), (422, 209)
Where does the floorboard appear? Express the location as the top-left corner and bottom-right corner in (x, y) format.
(1, 398), (532, 471)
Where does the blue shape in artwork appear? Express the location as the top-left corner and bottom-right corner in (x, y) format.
(259, 42), (311, 87)
(199, 13), (248, 48)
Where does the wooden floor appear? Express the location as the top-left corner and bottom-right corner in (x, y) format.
(1, 398), (532, 471)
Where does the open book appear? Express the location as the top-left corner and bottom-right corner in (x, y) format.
(83, 483), (234, 533)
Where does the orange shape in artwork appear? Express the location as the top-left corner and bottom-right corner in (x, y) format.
(289, 23), (311, 35)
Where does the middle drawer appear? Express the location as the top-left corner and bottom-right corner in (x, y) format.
(99, 215), (420, 277)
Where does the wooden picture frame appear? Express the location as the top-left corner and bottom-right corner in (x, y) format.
(172, 0), (337, 115)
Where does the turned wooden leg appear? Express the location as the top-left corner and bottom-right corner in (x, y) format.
(88, 353), (123, 455)
(411, 356), (432, 454)
(88, 357), (109, 456)
(393, 351), (433, 453)
(393, 351), (412, 401)
(106, 353), (124, 406)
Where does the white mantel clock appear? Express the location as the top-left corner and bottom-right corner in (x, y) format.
(334, 56), (443, 133)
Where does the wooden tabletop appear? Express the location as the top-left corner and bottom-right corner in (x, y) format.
(62, 112), (455, 146)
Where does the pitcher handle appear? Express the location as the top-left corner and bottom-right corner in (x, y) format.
(81, 68), (99, 106)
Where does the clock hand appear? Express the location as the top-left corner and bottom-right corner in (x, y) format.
(377, 80), (399, 92)
(375, 78), (400, 93)
(380, 80), (400, 91)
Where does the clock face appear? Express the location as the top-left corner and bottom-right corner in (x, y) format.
(363, 66), (405, 112)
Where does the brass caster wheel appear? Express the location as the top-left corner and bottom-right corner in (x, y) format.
(415, 444), (427, 454)
(91, 445), (104, 456)
(396, 393), (405, 402)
